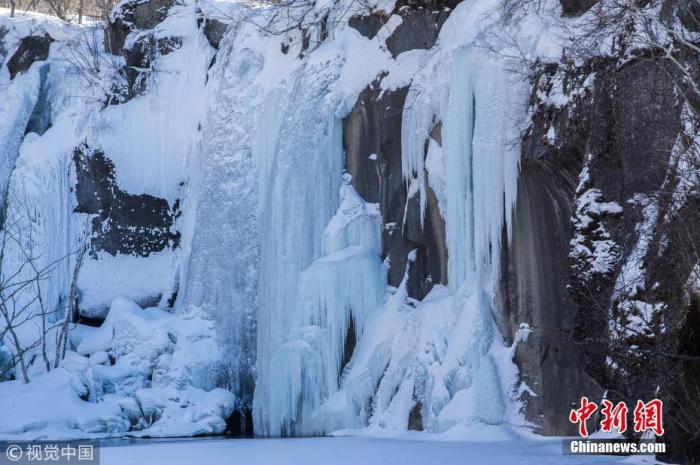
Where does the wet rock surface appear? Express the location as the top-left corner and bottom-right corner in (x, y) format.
(345, 3), (453, 300)
(344, 79), (448, 300)
(511, 44), (699, 462)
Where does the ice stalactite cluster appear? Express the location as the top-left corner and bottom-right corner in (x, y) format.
(325, 43), (525, 432)
(437, 48), (522, 427)
(266, 177), (386, 436)
(442, 49), (520, 292)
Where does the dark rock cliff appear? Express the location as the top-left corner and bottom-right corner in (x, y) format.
(499, 7), (700, 463)
(73, 144), (180, 258)
(6, 33), (53, 79)
(345, 4), (450, 301)
(104, 0), (180, 103)
(346, 1), (698, 462)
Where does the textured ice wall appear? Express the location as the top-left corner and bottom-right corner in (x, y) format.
(252, 58), (346, 436)
(265, 179), (386, 435)
(178, 38), (263, 406)
(0, 66), (42, 217)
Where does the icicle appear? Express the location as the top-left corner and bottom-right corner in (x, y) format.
(443, 47), (521, 292)
(429, 46), (522, 430)
(400, 62), (447, 222)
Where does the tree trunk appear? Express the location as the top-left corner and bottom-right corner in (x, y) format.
(54, 243), (86, 368)
(3, 320), (29, 383)
(9, 0), (15, 18)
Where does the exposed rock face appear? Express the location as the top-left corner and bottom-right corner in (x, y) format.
(385, 7), (448, 57)
(507, 37), (699, 460)
(105, 0), (175, 53)
(345, 7), (451, 299)
(200, 17), (228, 49)
(104, 0), (179, 103)
(348, 13), (387, 40)
(6, 33), (53, 79)
(73, 144), (180, 257)
(495, 149), (593, 436)
(347, 5), (698, 462)
(559, 0), (598, 15)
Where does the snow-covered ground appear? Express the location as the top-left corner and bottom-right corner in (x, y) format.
(98, 436), (663, 465)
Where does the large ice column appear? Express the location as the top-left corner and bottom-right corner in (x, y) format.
(266, 178), (386, 435)
(443, 48), (520, 291)
(428, 47), (521, 429)
(178, 40), (270, 406)
(252, 55), (350, 436)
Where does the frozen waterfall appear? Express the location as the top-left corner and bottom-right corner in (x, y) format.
(435, 46), (522, 428)
(180, 9), (525, 434)
(252, 55), (347, 436)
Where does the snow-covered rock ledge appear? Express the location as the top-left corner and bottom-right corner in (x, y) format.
(0, 297), (234, 440)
